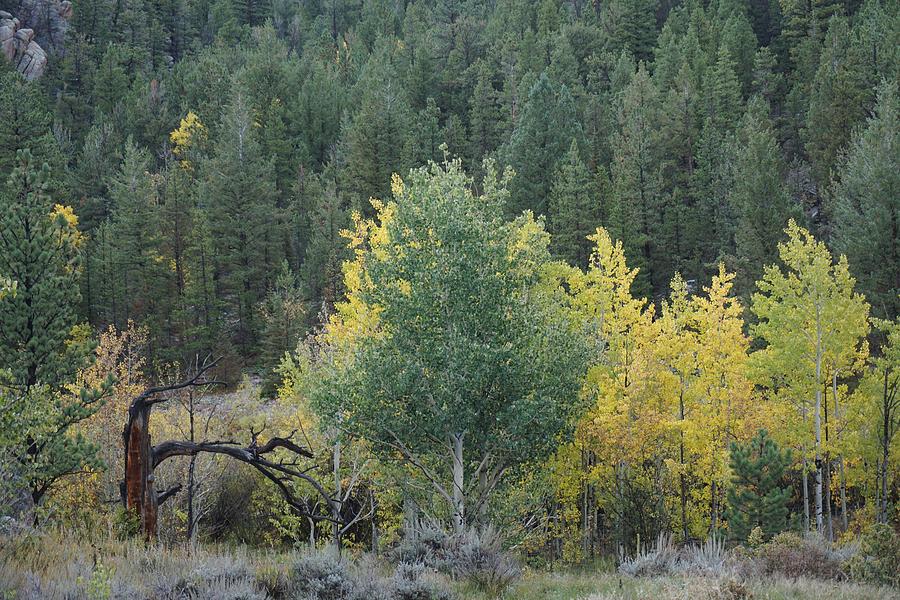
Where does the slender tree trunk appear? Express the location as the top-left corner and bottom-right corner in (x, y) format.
(709, 481), (718, 537)
(187, 389), (197, 546)
(824, 383), (832, 541)
(823, 455), (832, 541)
(880, 370), (891, 523)
(450, 432), (465, 533)
(581, 448), (590, 556)
(814, 334), (824, 536)
(679, 386), (688, 542)
(333, 439), (342, 554)
(833, 371), (848, 532)
(370, 489), (379, 554)
(838, 458), (848, 532)
(802, 452), (810, 533)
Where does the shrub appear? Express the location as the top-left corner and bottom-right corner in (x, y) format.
(392, 522), (449, 565)
(679, 536), (728, 576)
(846, 524), (900, 588)
(756, 532), (844, 580)
(439, 527), (521, 594)
(618, 533), (679, 577)
(289, 552), (355, 600)
(385, 563), (456, 600)
(191, 576), (269, 600)
(255, 562), (290, 599)
(392, 525), (520, 594)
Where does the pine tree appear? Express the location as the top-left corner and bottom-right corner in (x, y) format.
(601, 0), (660, 63)
(292, 56), (345, 169)
(831, 80), (899, 320)
(751, 47), (785, 114)
(0, 151), (109, 507)
(342, 79), (413, 214)
(805, 3), (898, 189)
(548, 140), (600, 267)
(301, 179), (349, 315)
(232, 0), (272, 28)
(106, 141), (166, 335)
(503, 72), (584, 218)
(92, 44), (133, 118)
(467, 60), (502, 170)
(609, 63), (662, 296)
(201, 93), (281, 357)
(729, 98), (798, 294)
(407, 97), (443, 166)
(716, 5), (759, 93)
(725, 429), (792, 542)
(258, 260), (305, 397)
(658, 58), (703, 279)
(692, 47), (744, 272)
(0, 151), (87, 392)
(0, 72), (63, 191)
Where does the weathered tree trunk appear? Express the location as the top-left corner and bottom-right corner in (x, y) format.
(450, 432), (465, 533)
(122, 362), (335, 540)
(122, 397), (159, 539)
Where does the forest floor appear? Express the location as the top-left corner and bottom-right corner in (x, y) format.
(475, 570), (900, 599)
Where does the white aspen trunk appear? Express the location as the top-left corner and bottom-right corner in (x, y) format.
(814, 319), (824, 536)
(880, 370), (891, 523)
(450, 432), (465, 533)
(833, 372), (849, 532)
(802, 452), (810, 532)
(333, 439), (342, 554)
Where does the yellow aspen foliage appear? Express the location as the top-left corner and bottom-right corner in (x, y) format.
(46, 323), (149, 529)
(570, 227), (657, 467)
(169, 111), (207, 171)
(544, 238), (758, 550)
(750, 220), (869, 534)
(656, 266), (757, 538)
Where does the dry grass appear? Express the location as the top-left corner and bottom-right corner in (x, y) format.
(2, 531), (898, 600)
(476, 571), (900, 600)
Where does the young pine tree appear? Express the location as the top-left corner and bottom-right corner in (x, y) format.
(201, 93), (281, 357)
(0, 152), (87, 392)
(831, 80), (899, 320)
(0, 151), (110, 508)
(548, 140), (600, 268)
(258, 261), (305, 398)
(609, 63), (662, 296)
(504, 72), (584, 218)
(729, 98), (797, 295)
(725, 429), (792, 542)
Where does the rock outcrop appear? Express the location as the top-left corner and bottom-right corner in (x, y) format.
(0, 1), (71, 80)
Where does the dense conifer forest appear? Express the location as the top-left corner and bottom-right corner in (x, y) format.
(0, 0), (899, 597)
